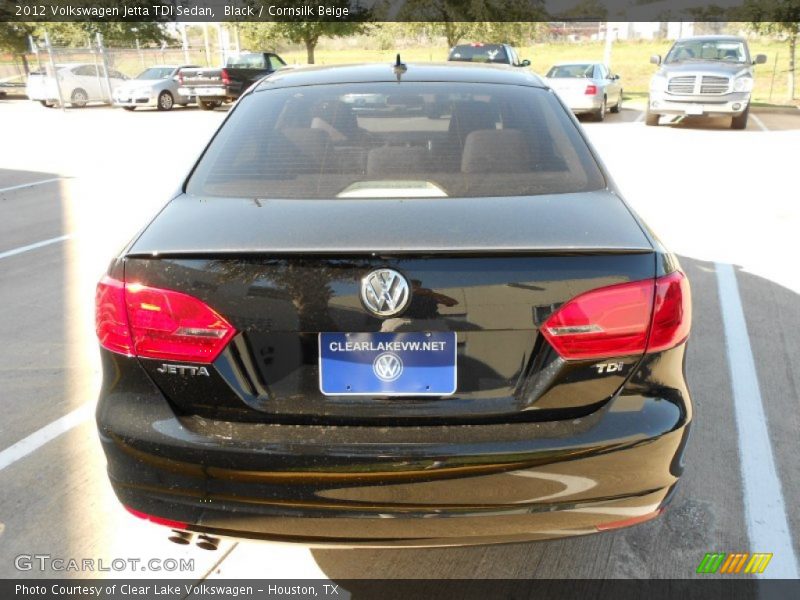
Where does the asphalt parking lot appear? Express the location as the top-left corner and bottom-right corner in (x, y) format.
(0, 97), (798, 586)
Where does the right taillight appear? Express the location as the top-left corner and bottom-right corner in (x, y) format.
(585, 84), (598, 95)
(541, 271), (691, 361)
(220, 68), (230, 86)
(647, 271), (692, 353)
(95, 276), (236, 364)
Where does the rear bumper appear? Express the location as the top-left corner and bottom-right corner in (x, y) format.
(564, 96), (604, 114)
(97, 347), (692, 547)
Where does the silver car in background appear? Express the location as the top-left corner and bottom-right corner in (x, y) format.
(545, 63), (623, 121)
(113, 65), (199, 111)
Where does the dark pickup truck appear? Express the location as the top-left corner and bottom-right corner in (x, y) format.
(177, 52), (286, 110)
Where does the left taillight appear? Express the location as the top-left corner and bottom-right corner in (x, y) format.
(95, 276), (133, 355)
(95, 276), (236, 364)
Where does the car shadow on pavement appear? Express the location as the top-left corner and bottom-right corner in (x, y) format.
(308, 256), (799, 585)
(662, 111), (800, 131)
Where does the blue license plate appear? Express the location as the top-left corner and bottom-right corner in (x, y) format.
(319, 332), (457, 396)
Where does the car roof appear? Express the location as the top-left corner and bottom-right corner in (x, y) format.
(254, 62), (545, 92)
(675, 35), (746, 43)
(550, 62), (599, 67)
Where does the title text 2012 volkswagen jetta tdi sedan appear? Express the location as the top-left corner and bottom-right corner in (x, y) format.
(95, 62), (692, 547)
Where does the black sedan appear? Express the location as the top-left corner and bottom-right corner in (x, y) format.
(95, 62), (692, 547)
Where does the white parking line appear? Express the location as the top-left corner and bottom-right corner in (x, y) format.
(715, 262), (799, 579)
(0, 177), (62, 193)
(750, 113), (769, 131)
(635, 110), (645, 123)
(0, 234), (73, 260)
(0, 403), (92, 472)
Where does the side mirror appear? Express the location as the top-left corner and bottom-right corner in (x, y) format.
(520, 59), (531, 67)
(754, 54), (767, 65)
(611, 74), (620, 80)
(650, 55), (662, 66)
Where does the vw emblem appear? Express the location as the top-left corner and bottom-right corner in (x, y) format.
(373, 352), (403, 382)
(360, 268), (410, 317)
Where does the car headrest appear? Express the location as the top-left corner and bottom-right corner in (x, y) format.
(461, 129), (531, 174)
(449, 102), (499, 143)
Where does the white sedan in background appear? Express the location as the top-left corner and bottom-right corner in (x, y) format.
(545, 62), (623, 121)
(113, 65), (200, 111)
(26, 63), (127, 108)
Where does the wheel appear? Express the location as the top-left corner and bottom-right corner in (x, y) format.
(645, 108), (659, 126)
(70, 88), (88, 108)
(39, 100), (54, 108)
(610, 90), (622, 113)
(592, 96), (606, 121)
(198, 98), (221, 111)
(731, 106), (749, 130)
(122, 106), (136, 112)
(157, 90), (174, 111)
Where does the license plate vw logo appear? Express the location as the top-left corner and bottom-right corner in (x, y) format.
(372, 352), (403, 382)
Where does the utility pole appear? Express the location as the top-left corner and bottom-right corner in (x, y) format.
(603, 23), (614, 69)
(202, 24), (211, 66)
(43, 30), (65, 111)
(96, 32), (114, 104)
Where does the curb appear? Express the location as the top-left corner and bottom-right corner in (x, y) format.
(751, 105), (800, 115)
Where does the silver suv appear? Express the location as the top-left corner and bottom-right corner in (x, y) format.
(646, 35), (766, 129)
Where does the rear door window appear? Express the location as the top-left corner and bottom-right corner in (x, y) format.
(187, 81), (605, 199)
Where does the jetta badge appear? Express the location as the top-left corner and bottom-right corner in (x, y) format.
(360, 269), (410, 317)
(373, 352), (403, 382)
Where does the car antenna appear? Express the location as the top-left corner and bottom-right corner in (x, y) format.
(393, 53), (407, 82)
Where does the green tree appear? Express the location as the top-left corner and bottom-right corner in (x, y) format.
(273, 21), (372, 64)
(247, 1), (373, 64)
(0, 22), (35, 73)
(745, 0), (800, 100)
(399, 1), (547, 48)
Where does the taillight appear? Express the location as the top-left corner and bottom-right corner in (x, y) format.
(541, 271), (690, 360)
(95, 276), (236, 363)
(648, 271), (692, 353)
(221, 68), (230, 85)
(177, 72), (184, 85)
(96, 276), (133, 355)
(125, 506), (188, 530)
(585, 84), (598, 95)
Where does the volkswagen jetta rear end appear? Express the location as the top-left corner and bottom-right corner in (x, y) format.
(95, 63), (692, 547)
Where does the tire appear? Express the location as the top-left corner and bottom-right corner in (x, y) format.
(70, 88), (88, 108)
(198, 98), (221, 111)
(645, 109), (660, 126)
(157, 90), (174, 111)
(593, 96), (606, 121)
(731, 106), (749, 130)
(610, 90), (622, 113)
(39, 100), (54, 108)
(122, 106), (136, 112)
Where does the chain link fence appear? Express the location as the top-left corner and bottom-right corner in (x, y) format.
(1, 34), (217, 107)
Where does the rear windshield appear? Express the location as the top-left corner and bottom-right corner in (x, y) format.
(226, 53), (270, 69)
(547, 64), (593, 78)
(448, 45), (509, 64)
(137, 67), (174, 80)
(186, 81), (605, 199)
